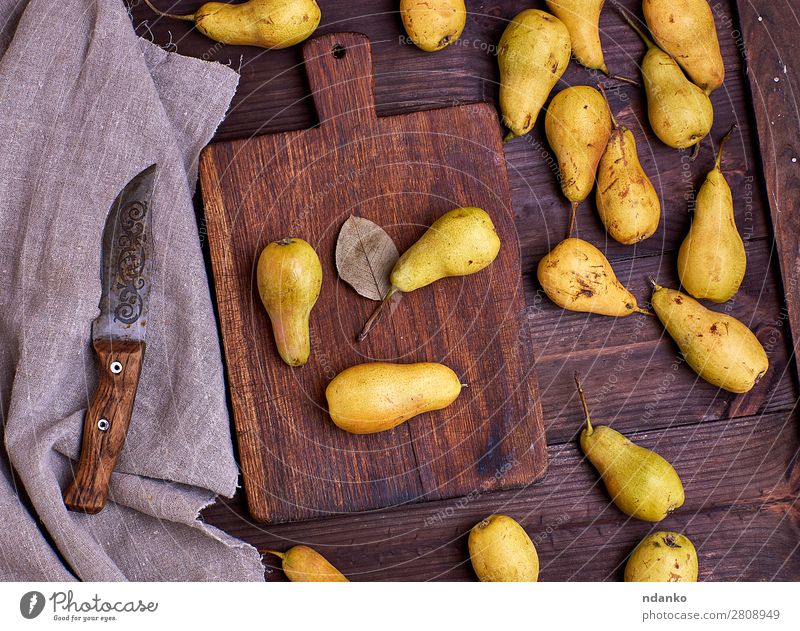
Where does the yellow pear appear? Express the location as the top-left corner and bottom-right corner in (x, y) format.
(468, 515), (539, 582)
(620, 10), (713, 149)
(390, 207), (500, 292)
(499, 9), (571, 139)
(651, 282), (768, 393)
(400, 0), (466, 52)
(677, 128), (745, 302)
(545, 86), (613, 227)
(257, 238), (322, 366)
(537, 238), (649, 316)
(545, 0), (607, 73)
(575, 374), (684, 522)
(326, 362), (462, 434)
(595, 92), (660, 244)
(359, 207), (500, 340)
(625, 532), (698, 582)
(143, 0), (320, 48)
(643, 0), (724, 94)
(264, 546), (349, 582)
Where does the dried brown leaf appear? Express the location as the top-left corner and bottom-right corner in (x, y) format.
(335, 215), (399, 301)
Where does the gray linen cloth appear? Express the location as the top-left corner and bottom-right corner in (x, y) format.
(0, 0), (264, 580)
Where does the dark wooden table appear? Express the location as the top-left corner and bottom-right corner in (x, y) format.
(130, 0), (800, 580)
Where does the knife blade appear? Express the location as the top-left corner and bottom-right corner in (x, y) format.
(64, 164), (156, 514)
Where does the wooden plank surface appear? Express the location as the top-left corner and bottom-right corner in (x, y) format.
(128, 0), (800, 579)
(199, 32), (546, 524)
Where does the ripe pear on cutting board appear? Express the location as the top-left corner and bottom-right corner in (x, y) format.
(545, 86), (612, 231)
(359, 206), (500, 340)
(546, 0), (607, 73)
(651, 281), (768, 393)
(595, 88), (661, 244)
(257, 238), (322, 366)
(620, 9), (713, 149)
(325, 362), (462, 434)
(678, 127), (745, 302)
(575, 374), (685, 522)
(498, 9), (571, 139)
(537, 238), (649, 316)
(643, 0), (725, 94)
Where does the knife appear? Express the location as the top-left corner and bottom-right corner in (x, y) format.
(64, 164), (156, 514)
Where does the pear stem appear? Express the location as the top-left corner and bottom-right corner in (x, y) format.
(143, 0), (195, 21)
(597, 83), (619, 130)
(574, 372), (593, 435)
(615, 3), (656, 50)
(567, 201), (579, 239)
(358, 286), (399, 342)
(260, 549), (286, 561)
(716, 124), (737, 170)
(635, 307), (655, 316)
(503, 130), (517, 143)
(690, 140), (702, 162)
(608, 73), (640, 88)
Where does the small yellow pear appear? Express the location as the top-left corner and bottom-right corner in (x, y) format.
(546, 0), (607, 73)
(545, 86), (613, 225)
(620, 10), (713, 149)
(468, 515), (539, 582)
(651, 282), (768, 393)
(643, 0), (724, 94)
(326, 362), (462, 434)
(265, 546), (349, 582)
(143, 0), (321, 49)
(390, 207), (500, 292)
(625, 532), (698, 582)
(400, 0), (466, 52)
(359, 207), (500, 341)
(537, 238), (649, 316)
(575, 375), (684, 522)
(677, 128), (745, 302)
(257, 238), (322, 366)
(595, 94), (660, 244)
(499, 9), (571, 139)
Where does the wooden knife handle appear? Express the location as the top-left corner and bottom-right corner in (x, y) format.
(64, 339), (145, 514)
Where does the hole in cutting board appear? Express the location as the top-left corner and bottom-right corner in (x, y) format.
(332, 44), (346, 59)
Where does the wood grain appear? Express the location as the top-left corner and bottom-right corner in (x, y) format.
(208, 411), (800, 581)
(199, 32), (547, 524)
(735, 0), (800, 377)
(128, 0), (800, 579)
(64, 339), (145, 514)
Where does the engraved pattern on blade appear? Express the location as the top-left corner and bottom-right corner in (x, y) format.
(92, 165), (156, 343)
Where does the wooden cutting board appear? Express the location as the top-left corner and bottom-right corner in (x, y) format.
(198, 32), (547, 524)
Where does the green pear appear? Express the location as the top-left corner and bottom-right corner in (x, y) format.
(643, 0), (724, 94)
(499, 9), (571, 139)
(257, 238), (322, 366)
(651, 281), (768, 392)
(677, 128), (745, 302)
(359, 207), (500, 340)
(400, 0), (466, 52)
(468, 515), (539, 582)
(595, 91), (661, 244)
(264, 546), (349, 582)
(620, 10), (713, 149)
(575, 374), (685, 522)
(625, 532), (698, 582)
(537, 238), (649, 316)
(545, 86), (613, 228)
(546, 0), (607, 73)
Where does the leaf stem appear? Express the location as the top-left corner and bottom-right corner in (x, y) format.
(574, 372), (593, 435)
(358, 286), (399, 342)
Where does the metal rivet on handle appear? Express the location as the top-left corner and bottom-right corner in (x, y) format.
(110, 361), (122, 374)
(97, 419), (110, 431)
